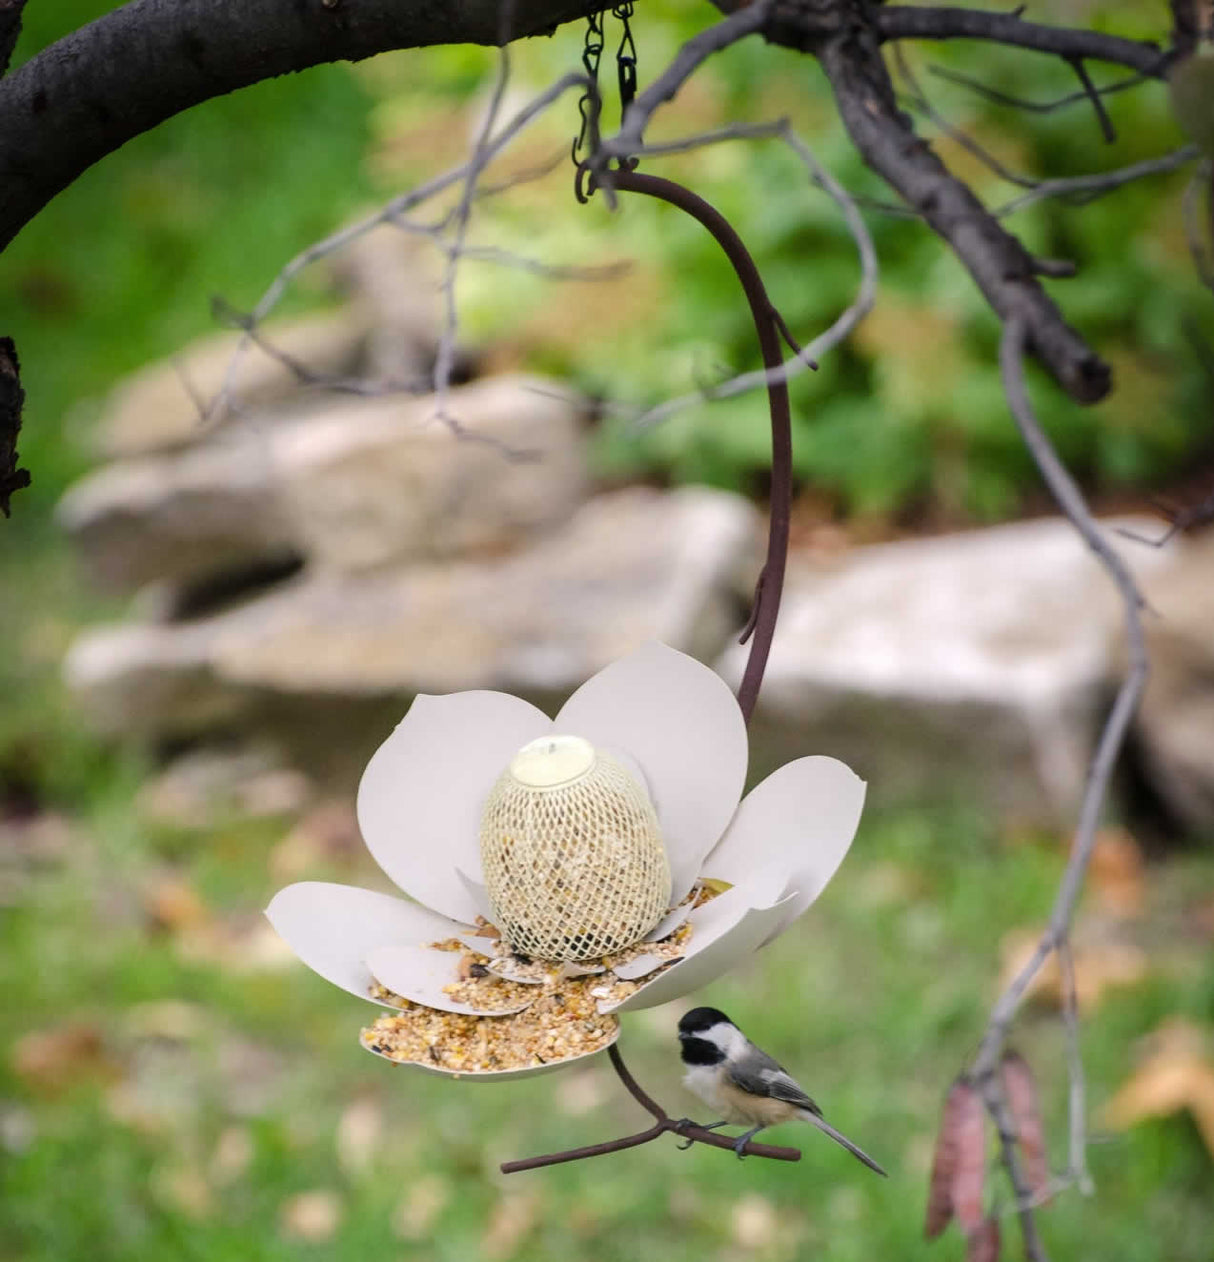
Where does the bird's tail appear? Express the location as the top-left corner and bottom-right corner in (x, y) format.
(799, 1109), (887, 1177)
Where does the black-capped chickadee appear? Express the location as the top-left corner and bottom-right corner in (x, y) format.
(677, 1006), (886, 1175)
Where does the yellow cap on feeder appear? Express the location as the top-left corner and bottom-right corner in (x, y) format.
(479, 735), (671, 961)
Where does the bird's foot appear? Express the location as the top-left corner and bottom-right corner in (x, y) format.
(733, 1126), (762, 1159)
(674, 1118), (726, 1150)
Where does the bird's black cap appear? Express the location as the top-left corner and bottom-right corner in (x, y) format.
(677, 1006), (732, 1036)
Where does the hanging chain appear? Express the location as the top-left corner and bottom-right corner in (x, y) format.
(571, 9), (605, 167)
(572, 5), (639, 182)
(613, 3), (637, 120)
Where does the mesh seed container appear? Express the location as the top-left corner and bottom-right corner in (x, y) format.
(480, 735), (670, 961)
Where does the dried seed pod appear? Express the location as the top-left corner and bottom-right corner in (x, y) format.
(950, 1077), (988, 1234)
(1001, 1050), (1051, 1203)
(965, 1215), (1001, 1262)
(926, 1076), (977, 1239)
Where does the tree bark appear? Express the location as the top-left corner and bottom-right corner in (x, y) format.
(0, 0), (597, 253)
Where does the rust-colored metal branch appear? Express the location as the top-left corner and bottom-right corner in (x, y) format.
(500, 1045), (800, 1172)
(609, 169), (791, 726)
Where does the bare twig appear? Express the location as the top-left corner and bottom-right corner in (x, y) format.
(875, 7), (1167, 77)
(926, 65), (1150, 115)
(1066, 57), (1117, 143)
(629, 122), (876, 432)
(1057, 939), (1094, 1195)
(969, 314), (1149, 1251)
(0, 0), (28, 78)
(1116, 486), (1214, 547)
(993, 146), (1199, 218)
(892, 44), (1039, 190)
(815, 11), (1111, 402)
(206, 71), (587, 422)
(1182, 161), (1214, 291)
(0, 334), (29, 515)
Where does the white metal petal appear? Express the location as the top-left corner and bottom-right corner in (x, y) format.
(555, 642), (748, 903)
(612, 952), (673, 981)
(366, 945), (533, 1016)
(601, 866), (791, 1012)
(360, 1024), (619, 1080)
(645, 900), (695, 942)
(701, 756), (865, 941)
(357, 690), (551, 922)
(265, 881), (468, 1005)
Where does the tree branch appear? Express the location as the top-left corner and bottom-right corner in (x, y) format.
(875, 6), (1168, 77)
(0, 0), (29, 78)
(0, 335), (29, 516)
(0, 0), (598, 252)
(812, 13), (1111, 402)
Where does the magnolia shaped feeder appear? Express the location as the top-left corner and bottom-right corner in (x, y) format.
(266, 642), (865, 1079)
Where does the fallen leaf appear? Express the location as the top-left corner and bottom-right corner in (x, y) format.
(143, 875), (209, 934)
(150, 1163), (212, 1219)
(335, 1096), (383, 1177)
(1087, 828), (1145, 918)
(951, 1079), (987, 1234)
(1099, 1018), (1214, 1157)
(1001, 1051), (1050, 1204)
(998, 925), (1147, 1013)
(11, 1021), (115, 1096)
(481, 1191), (541, 1261)
(269, 798), (359, 881)
(393, 1174), (451, 1240)
(280, 1189), (343, 1243)
(210, 1125), (255, 1187)
(731, 1193), (778, 1249)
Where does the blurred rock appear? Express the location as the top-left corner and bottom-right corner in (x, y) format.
(58, 374), (588, 592)
(720, 517), (1172, 827)
(64, 486), (759, 766)
(1130, 526), (1214, 838)
(93, 310), (367, 459)
(137, 744), (311, 829)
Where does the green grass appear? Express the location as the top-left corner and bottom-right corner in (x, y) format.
(3, 790), (1212, 1262)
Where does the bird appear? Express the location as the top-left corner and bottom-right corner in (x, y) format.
(677, 1006), (887, 1174)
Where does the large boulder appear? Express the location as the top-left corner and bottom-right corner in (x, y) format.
(1130, 525), (1214, 838)
(57, 374), (589, 591)
(718, 517), (1174, 827)
(64, 486), (761, 782)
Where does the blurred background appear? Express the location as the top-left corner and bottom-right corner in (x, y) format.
(2, 2), (1213, 1259)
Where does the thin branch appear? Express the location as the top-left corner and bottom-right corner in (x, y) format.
(0, 0), (28, 78)
(207, 72), (586, 422)
(875, 7), (1168, 77)
(892, 44), (1039, 190)
(1181, 161), (1214, 292)
(926, 65), (1150, 115)
(992, 146), (1199, 218)
(629, 122), (876, 432)
(1066, 57), (1117, 143)
(0, 334), (29, 515)
(1057, 939), (1094, 1195)
(978, 1073), (1051, 1262)
(814, 11), (1111, 403)
(969, 315), (1149, 1248)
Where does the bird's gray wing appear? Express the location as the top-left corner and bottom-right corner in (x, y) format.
(726, 1052), (823, 1117)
